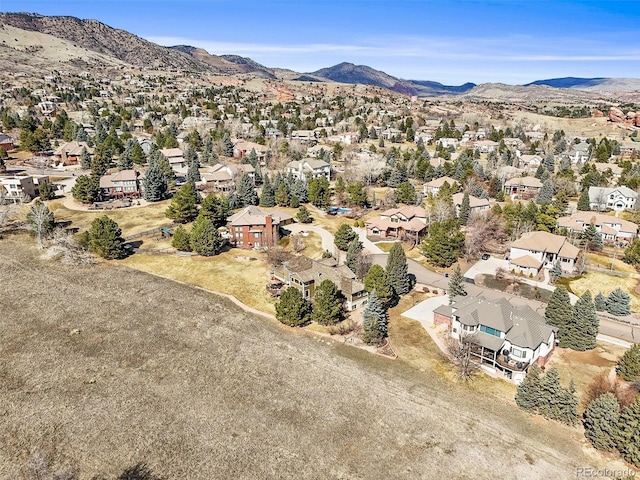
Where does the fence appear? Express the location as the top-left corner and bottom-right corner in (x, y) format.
(124, 225), (174, 242)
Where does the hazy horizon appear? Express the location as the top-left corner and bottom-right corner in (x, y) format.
(2, 0), (639, 84)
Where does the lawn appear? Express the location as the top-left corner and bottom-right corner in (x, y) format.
(49, 199), (173, 237)
(586, 252), (637, 274)
(569, 272), (640, 312)
(121, 248), (275, 314)
(299, 231), (324, 259)
(547, 342), (627, 409)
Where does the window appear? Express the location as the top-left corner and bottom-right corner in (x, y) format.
(253, 232), (260, 238)
(511, 347), (526, 359)
(479, 325), (501, 337)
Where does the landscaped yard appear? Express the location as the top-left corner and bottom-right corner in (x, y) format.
(49, 199), (173, 237)
(121, 248), (275, 314)
(475, 274), (553, 303)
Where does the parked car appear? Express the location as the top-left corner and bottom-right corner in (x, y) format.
(481, 253), (490, 260)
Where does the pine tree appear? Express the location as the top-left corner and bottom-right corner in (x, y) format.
(143, 159), (168, 202)
(259, 175), (276, 207)
(386, 242), (411, 295)
(458, 191), (471, 225)
(199, 193), (230, 228)
(334, 223), (357, 251)
(448, 265), (467, 303)
(543, 153), (555, 173)
(131, 142), (146, 165)
(564, 290), (598, 351)
(363, 264), (394, 308)
(311, 279), (344, 326)
(395, 181), (417, 205)
(186, 159), (201, 184)
(561, 380), (579, 426)
(577, 188), (591, 211)
(80, 147), (92, 169)
(420, 219), (465, 268)
(538, 367), (564, 422)
(165, 182), (198, 223)
(71, 175), (100, 204)
(536, 180), (554, 205)
(582, 223), (603, 251)
(308, 177), (331, 208)
(237, 173), (258, 206)
(117, 143), (133, 171)
(171, 225), (192, 251)
(362, 290), (388, 345)
(296, 205), (312, 224)
(276, 287), (312, 327)
(275, 183), (290, 207)
(550, 260), (563, 284)
(583, 393), (620, 452)
(616, 343), (640, 381)
(345, 238), (363, 275)
(606, 288), (631, 316)
(87, 215), (125, 259)
(515, 364), (543, 412)
(190, 215), (223, 256)
(545, 286), (573, 341)
(616, 396), (640, 467)
(595, 292), (607, 311)
(222, 134), (234, 157)
(38, 181), (56, 200)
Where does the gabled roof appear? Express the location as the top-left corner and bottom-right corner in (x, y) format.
(54, 141), (93, 156)
(504, 176), (543, 188)
(160, 148), (184, 159)
(228, 205), (292, 227)
(283, 255), (364, 296)
(511, 231), (569, 254)
(424, 176), (457, 188)
(452, 193), (490, 209)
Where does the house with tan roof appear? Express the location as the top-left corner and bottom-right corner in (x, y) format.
(509, 231), (580, 276)
(452, 193), (490, 216)
(504, 176), (543, 198)
(435, 296), (557, 384)
(365, 206), (428, 241)
(53, 141), (93, 166)
(228, 205), (293, 250)
(202, 163), (255, 192)
(557, 211), (638, 242)
(99, 170), (144, 200)
(160, 148), (186, 170)
(273, 256), (368, 311)
(423, 176), (458, 196)
(233, 140), (269, 163)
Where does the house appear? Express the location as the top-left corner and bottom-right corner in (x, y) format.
(0, 134), (14, 151)
(0, 175), (37, 200)
(99, 170), (144, 199)
(53, 141), (93, 166)
(620, 141), (640, 158)
(557, 211), (638, 242)
(290, 130), (317, 143)
(435, 296), (556, 384)
(233, 140), (269, 162)
(286, 158), (331, 182)
(593, 162), (623, 178)
(588, 186), (637, 211)
(326, 132), (359, 145)
(473, 140), (499, 153)
(365, 206), (428, 241)
(201, 163), (255, 193)
(569, 142), (590, 163)
(509, 231), (580, 275)
(438, 137), (460, 149)
(273, 256), (368, 311)
(423, 176), (458, 196)
(160, 148), (186, 170)
(518, 154), (542, 171)
(228, 205), (293, 250)
(504, 176), (543, 197)
(451, 193), (490, 216)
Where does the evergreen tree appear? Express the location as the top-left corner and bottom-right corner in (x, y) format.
(222, 134), (234, 157)
(386, 243), (411, 295)
(363, 264), (394, 308)
(583, 393), (620, 452)
(539, 368), (570, 424)
(420, 219), (465, 268)
(563, 290), (598, 351)
(577, 188), (591, 211)
(515, 364), (543, 412)
(606, 288), (631, 316)
(458, 191), (471, 225)
(545, 286), (573, 341)
(165, 182), (198, 223)
(71, 175), (100, 203)
(117, 143), (134, 171)
(131, 142), (146, 165)
(186, 159), (201, 184)
(143, 160), (168, 202)
(38, 181), (56, 200)
(259, 175), (276, 207)
(362, 290), (388, 345)
(275, 183), (290, 207)
(296, 205), (312, 224)
(276, 286), (312, 327)
(624, 240), (640, 267)
(616, 343), (640, 381)
(581, 223), (603, 251)
(171, 225), (192, 251)
(345, 238), (363, 275)
(199, 192), (230, 228)
(346, 181), (368, 207)
(334, 176), (346, 205)
(237, 173), (258, 206)
(190, 215), (223, 256)
(543, 153), (555, 173)
(308, 177), (331, 208)
(87, 215), (125, 259)
(536, 180), (554, 205)
(595, 292), (607, 311)
(80, 147), (92, 169)
(550, 260), (563, 284)
(448, 265), (467, 303)
(395, 181), (417, 205)
(616, 396), (640, 467)
(334, 223), (358, 251)
(311, 279), (344, 326)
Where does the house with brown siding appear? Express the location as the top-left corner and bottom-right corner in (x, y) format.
(228, 206), (293, 250)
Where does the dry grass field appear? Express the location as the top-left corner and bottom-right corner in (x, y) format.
(570, 273), (640, 312)
(0, 234), (627, 479)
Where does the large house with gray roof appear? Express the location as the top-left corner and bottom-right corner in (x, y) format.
(588, 186), (638, 212)
(434, 296), (557, 384)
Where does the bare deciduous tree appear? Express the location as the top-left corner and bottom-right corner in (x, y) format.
(27, 200), (55, 249)
(446, 331), (478, 380)
(291, 233), (306, 253)
(464, 212), (507, 260)
(48, 228), (94, 266)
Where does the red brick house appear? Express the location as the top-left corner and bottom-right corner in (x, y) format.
(0, 134), (14, 151)
(53, 141), (93, 166)
(228, 206), (294, 249)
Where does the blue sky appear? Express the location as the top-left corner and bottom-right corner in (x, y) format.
(2, 0), (639, 84)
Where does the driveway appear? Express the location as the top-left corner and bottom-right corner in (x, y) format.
(353, 227), (384, 254)
(464, 256), (509, 281)
(402, 295), (449, 325)
(284, 224), (334, 252)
